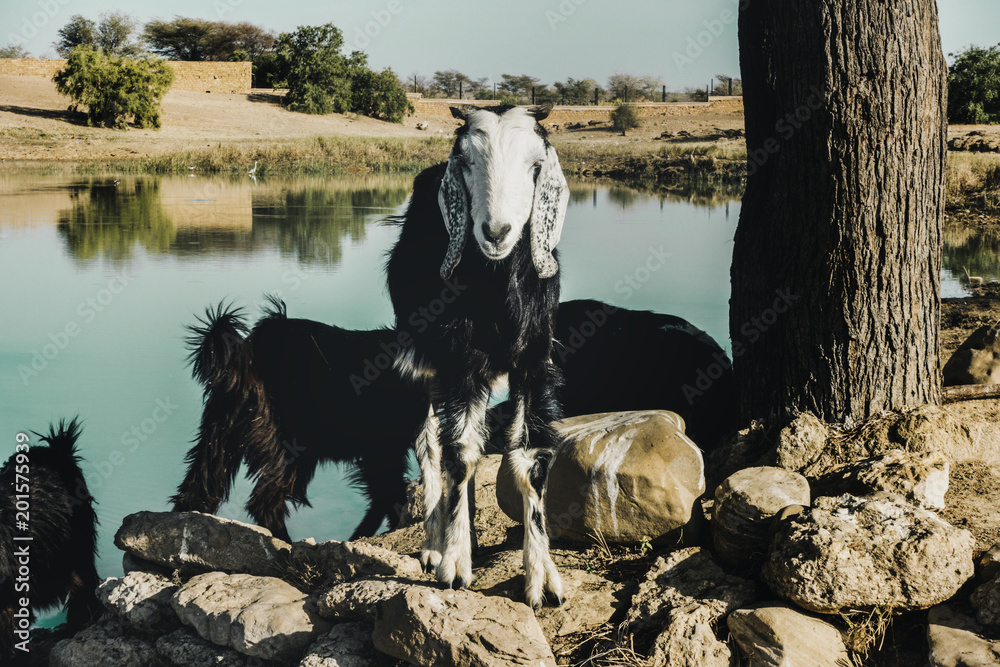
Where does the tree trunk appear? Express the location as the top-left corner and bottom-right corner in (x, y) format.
(731, 1), (947, 428)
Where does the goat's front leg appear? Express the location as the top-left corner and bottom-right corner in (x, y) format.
(507, 365), (565, 611)
(415, 404), (443, 572)
(433, 376), (490, 590)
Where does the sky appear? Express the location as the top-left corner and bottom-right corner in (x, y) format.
(2, 0), (998, 91)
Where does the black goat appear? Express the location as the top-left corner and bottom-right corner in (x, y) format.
(171, 299), (427, 543)
(548, 299), (737, 450)
(1, 419), (102, 661)
(386, 105), (569, 610)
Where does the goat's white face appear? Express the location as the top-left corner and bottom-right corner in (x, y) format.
(438, 106), (569, 280)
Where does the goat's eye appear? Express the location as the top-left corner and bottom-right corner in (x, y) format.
(532, 161), (543, 180)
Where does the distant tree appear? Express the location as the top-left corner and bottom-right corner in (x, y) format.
(713, 73), (743, 96)
(499, 73), (540, 101)
(607, 72), (664, 102)
(0, 44), (30, 59)
(143, 17), (212, 60)
(408, 72), (429, 94)
(144, 17), (275, 62)
(53, 46), (174, 129)
(55, 15), (97, 57)
(55, 13), (141, 58)
(432, 69), (474, 98)
(948, 45), (1000, 124)
(273, 23), (409, 122)
(683, 86), (709, 102)
(534, 84), (560, 106)
(95, 11), (142, 58)
(554, 77), (598, 105)
(610, 102), (641, 135)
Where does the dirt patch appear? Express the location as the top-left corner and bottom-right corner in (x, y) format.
(941, 461), (1000, 558)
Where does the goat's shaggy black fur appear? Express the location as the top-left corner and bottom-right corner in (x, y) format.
(549, 299), (737, 449)
(0, 419), (102, 660)
(171, 299), (427, 543)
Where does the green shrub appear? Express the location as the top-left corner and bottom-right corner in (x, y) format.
(610, 102), (641, 135)
(350, 67), (413, 123)
(948, 45), (1000, 124)
(53, 46), (174, 129)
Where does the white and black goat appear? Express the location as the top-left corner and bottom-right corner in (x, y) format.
(386, 105), (569, 610)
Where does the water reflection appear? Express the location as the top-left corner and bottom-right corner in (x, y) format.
(47, 174), (413, 267)
(57, 180), (175, 264)
(943, 223), (1000, 291)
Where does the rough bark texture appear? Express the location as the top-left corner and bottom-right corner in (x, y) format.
(732, 1), (947, 427)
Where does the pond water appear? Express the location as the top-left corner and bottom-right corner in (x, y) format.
(0, 170), (739, 621)
(0, 170), (986, 624)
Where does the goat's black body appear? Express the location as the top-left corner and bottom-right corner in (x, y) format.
(550, 299), (737, 449)
(0, 419), (102, 660)
(171, 302), (426, 543)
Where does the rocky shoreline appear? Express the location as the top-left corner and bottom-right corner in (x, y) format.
(25, 403), (1000, 667)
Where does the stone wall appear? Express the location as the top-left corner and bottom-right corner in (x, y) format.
(409, 95), (743, 124)
(0, 59), (251, 94)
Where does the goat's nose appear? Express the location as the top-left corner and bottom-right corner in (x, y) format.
(482, 222), (512, 243)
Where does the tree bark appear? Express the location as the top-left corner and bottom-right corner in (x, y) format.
(731, 1), (947, 427)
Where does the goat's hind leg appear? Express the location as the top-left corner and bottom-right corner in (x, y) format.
(416, 405), (444, 572)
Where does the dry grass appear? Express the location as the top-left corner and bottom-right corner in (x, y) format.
(947, 152), (1000, 211)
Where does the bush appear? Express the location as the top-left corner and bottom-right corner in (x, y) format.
(350, 67), (413, 123)
(611, 102), (641, 135)
(53, 46), (174, 129)
(948, 45), (1000, 124)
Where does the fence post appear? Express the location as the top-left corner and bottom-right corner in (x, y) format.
(662, 84), (666, 102)
(594, 87), (598, 106)
(729, 78), (733, 95)
(459, 81), (463, 100)
(531, 87), (535, 105)
(624, 85), (628, 103)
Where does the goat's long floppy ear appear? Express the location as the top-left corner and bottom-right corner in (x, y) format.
(529, 144), (569, 279)
(438, 155), (470, 280)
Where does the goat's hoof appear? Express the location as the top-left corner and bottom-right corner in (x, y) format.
(420, 550), (441, 574)
(545, 591), (565, 607)
(450, 576), (468, 590)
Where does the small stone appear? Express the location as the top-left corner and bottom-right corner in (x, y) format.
(298, 622), (378, 667)
(927, 604), (1000, 667)
(728, 602), (851, 667)
(154, 628), (248, 667)
(290, 540), (422, 582)
(316, 578), (410, 622)
(775, 413), (828, 472)
(712, 466), (810, 569)
(371, 587), (555, 667)
(50, 617), (163, 667)
(810, 449), (950, 509)
(171, 572), (331, 662)
(971, 577), (1000, 627)
(115, 511), (290, 577)
(648, 603), (731, 667)
(98, 571), (179, 632)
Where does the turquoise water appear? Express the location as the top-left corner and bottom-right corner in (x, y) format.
(0, 171), (744, 622)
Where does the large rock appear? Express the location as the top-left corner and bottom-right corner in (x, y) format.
(290, 539), (422, 582)
(316, 578), (410, 622)
(763, 494), (975, 613)
(115, 511), (290, 577)
(371, 586), (556, 667)
(943, 320), (1000, 386)
(154, 628), (249, 667)
(171, 571), (331, 662)
(648, 603), (732, 667)
(625, 546), (758, 630)
(810, 449), (950, 510)
(927, 604), (1000, 667)
(299, 623), (378, 667)
(497, 411), (705, 543)
(727, 602), (850, 667)
(712, 467), (810, 569)
(50, 617), (163, 667)
(98, 571), (180, 632)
